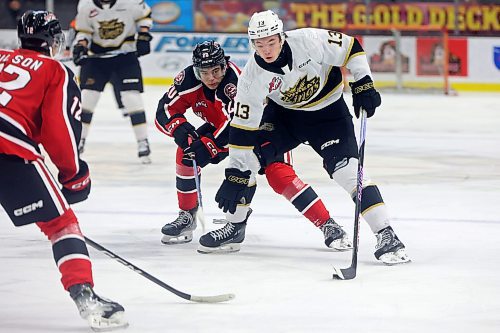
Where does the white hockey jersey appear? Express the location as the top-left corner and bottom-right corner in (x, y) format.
(228, 28), (372, 171)
(75, 0), (152, 55)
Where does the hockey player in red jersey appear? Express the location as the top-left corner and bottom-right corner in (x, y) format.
(156, 40), (352, 252)
(0, 11), (128, 330)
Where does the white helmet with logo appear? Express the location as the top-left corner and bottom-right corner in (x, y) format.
(248, 10), (284, 40)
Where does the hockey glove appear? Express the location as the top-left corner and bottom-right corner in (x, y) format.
(215, 168), (251, 214)
(349, 75), (381, 118)
(136, 31), (153, 57)
(72, 44), (88, 66)
(60, 160), (91, 204)
(184, 134), (228, 168)
(164, 114), (199, 149)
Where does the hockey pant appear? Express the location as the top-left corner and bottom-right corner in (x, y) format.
(0, 154), (93, 290)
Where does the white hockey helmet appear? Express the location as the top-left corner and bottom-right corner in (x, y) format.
(248, 10), (284, 40)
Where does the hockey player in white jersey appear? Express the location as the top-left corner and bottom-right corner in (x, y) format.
(73, 0), (153, 163)
(199, 10), (410, 265)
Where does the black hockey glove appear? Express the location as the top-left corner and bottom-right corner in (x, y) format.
(349, 75), (381, 118)
(184, 134), (228, 168)
(215, 168), (251, 214)
(72, 44), (88, 66)
(136, 31), (153, 57)
(164, 114), (199, 149)
(60, 160), (91, 204)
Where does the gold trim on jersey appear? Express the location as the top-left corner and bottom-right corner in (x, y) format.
(228, 144), (254, 150)
(342, 37), (355, 67)
(300, 65), (343, 109)
(230, 123), (259, 131)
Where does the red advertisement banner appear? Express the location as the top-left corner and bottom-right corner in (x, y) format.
(416, 38), (468, 76)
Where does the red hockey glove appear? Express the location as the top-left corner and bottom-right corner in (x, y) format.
(349, 75), (381, 118)
(164, 114), (199, 149)
(184, 134), (228, 168)
(61, 160), (91, 204)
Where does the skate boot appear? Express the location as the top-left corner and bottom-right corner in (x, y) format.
(69, 283), (128, 332)
(198, 209), (252, 253)
(197, 222), (247, 254)
(78, 138), (86, 154)
(161, 208), (197, 244)
(374, 226), (411, 265)
(320, 218), (353, 251)
(137, 139), (151, 164)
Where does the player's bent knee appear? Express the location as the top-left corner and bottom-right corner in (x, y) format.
(265, 162), (296, 194)
(331, 157), (372, 193)
(121, 90), (144, 112)
(36, 209), (79, 240)
(81, 89), (101, 112)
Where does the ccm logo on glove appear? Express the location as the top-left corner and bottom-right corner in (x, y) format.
(227, 175), (249, 185)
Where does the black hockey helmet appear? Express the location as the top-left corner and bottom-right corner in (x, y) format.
(192, 40), (226, 69)
(17, 10), (65, 57)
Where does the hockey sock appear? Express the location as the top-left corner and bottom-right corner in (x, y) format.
(265, 162), (330, 227)
(352, 185), (390, 233)
(80, 110), (93, 140)
(176, 151), (199, 211)
(36, 210), (93, 290)
(129, 111), (148, 141)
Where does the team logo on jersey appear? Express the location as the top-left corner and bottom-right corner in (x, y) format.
(174, 70), (185, 85)
(268, 77), (282, 93)
(98, 19), (124, 40)
(195, 101), (208, 108)
(224, 83), (237, 99)
(281, 75), (320, 104)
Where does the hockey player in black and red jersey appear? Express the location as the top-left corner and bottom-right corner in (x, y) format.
(204, 10), (410, 264)
(73, 0), (153, 163)
(0, 11), (127, 330)
(156, 40), (352, 252)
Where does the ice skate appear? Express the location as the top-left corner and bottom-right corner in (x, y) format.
(78, 138), (86, 154)
(137, 139), (151, 164)
(69, 283), (128, 332)
(320, 218), (353, 251)
(198, 222), (247, 253)
(161, 208), (197, 244)
(374, 226), (411, 265)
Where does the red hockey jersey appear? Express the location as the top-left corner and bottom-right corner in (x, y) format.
(0, 48), (83, 184)
(155, 61), (241, 147)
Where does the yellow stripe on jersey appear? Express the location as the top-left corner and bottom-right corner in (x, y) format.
(230, 123), (259, 131)
(342, 37), (355, 67)
(228, 144), (254, 150)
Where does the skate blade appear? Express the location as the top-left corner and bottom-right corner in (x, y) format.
(197, 243), (241, 254)
(88, 311), (129, 332)
(161, 233), (193, 245)
(327, 238), (353, 252)
(379, 248), (411, 265)
(140, 156), (152, 164)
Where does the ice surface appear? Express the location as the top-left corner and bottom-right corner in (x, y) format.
(1, 86), (499, 333)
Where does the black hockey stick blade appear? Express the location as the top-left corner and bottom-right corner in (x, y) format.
(332, 266), (356, 280)
(84, 237), (235, 303)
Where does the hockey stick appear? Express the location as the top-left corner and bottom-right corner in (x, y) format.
(332, 109), (368, 280)
(192, 159), (206, 233)
(84, 236), (234, 303)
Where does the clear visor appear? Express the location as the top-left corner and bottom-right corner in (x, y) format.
(50, 32), (65, 58)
